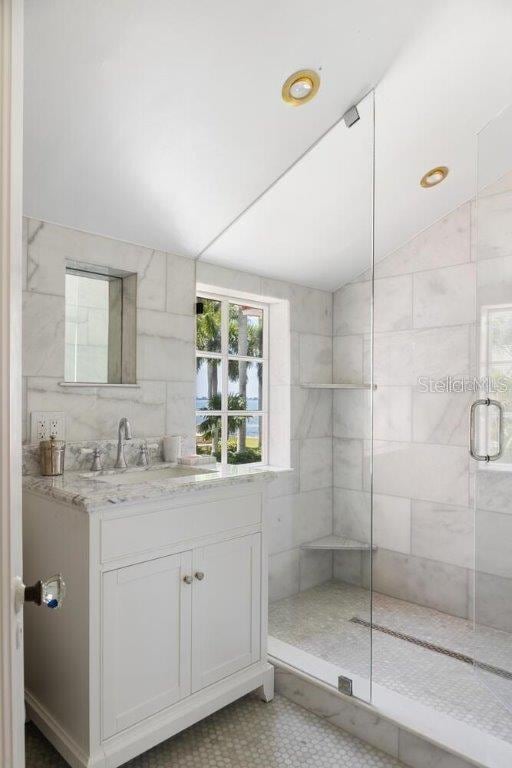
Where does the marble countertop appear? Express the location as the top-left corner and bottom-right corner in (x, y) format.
(23, 462), (286, 513)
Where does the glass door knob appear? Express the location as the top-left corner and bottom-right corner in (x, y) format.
(24, 573), (66, 609)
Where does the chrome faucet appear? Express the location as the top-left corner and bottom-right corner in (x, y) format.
(115, 417), (133, 468)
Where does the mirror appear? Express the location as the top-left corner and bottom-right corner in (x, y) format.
(64, 264), (137, 384)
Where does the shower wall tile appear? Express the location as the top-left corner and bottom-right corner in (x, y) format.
(333, 488), (371, 542)
(333, 279), (371, 336)
(475, 509), (512, 578)
(291, 387), (332, 439)
(371, 330), (415, 385)
(374, 274), (412, 332)
(332, 334), (364, 384)
(372, 326), (471, 387)
(269, 488), (332, 554)
(474, 571), (512, 632)
(477, 252), (512, 307)
(299, 438), (333, 492)
(374, 203), (471, 279)
(333, 437), (363, 490)
(476, 469), (512, 514)
(477, 177), (512, 262)
(373, 494), (411, 554)
(373, 386), (412, 442)
(299, 550), (333, 591)
(333, 550), (367, 587)
(413, 325), (471, 380)
(411, 501), (473, 569)
(299, 333), (332, 384)
(267, 439), (300, 499)
(373, 441), (469, 507)
(372, 549), (470, 618)
(412, 390), (472, 447)
(333, 389), (371, 440)
(413, 263), (475, 328)
(269, 549), (300, 602)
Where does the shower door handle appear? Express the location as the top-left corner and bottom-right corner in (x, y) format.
(469, 398), (504, 462)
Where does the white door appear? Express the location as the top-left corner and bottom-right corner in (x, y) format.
(102, 552), (192, 739)
(191, 534), (261, 692)
(0, 1), (25, 766)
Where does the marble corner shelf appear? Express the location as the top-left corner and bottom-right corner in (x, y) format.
(301, 535), (376, 552)
(300, 383), (376, 390)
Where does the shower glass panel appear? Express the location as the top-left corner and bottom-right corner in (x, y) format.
(267, 91), (375, 704)
(474, 102), (512, 711)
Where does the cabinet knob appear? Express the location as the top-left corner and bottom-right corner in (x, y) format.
(183, 575), (193, 585)
(195, 571), (205, 581)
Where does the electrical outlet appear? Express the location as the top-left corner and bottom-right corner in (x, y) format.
(30, 412), (66, 443)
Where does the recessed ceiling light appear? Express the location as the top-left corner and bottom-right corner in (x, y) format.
(420, 166), (449, 188)
(282, 70), (320, 106)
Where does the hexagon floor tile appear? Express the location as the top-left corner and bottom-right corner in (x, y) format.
(26, 693), (405, 767)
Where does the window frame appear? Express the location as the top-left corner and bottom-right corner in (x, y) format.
(195, 290), (269, 467)
(479, 302), (512, 472)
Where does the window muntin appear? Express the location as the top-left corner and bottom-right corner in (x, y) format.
(196, 293), (268, 466)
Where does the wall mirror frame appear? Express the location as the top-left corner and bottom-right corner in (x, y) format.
(63, 261), (137, 386)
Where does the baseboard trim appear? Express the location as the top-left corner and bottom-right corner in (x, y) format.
(25, 689), (102, 768)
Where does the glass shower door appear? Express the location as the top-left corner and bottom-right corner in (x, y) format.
(473, 102), (512, 710)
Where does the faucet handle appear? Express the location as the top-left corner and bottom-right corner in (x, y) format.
(137, 441), (150, 466)
(91, 446), (105, 472)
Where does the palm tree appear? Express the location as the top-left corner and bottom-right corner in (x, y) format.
(196, 299), (221, 399)
(197, 300), (263, 455)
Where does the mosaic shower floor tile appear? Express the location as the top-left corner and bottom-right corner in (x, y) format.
(269, 580), (512, 743)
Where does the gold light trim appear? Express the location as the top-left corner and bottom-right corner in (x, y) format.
(420, 166), (449, 188)
(282, 69), (320, 106)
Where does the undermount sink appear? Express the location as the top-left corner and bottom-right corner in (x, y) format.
(82, 464), (218, 485)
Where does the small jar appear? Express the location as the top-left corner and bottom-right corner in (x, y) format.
(39, 436), (66, 476)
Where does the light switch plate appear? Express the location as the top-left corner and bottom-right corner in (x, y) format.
(30, 412), (66, 443)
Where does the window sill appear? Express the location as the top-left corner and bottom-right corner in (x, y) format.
(58, 382), (140, 388)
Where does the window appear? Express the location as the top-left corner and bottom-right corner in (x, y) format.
(196, 292), (268, 465)
(480, 303), (512, 467)
(64, 264), (137, 384)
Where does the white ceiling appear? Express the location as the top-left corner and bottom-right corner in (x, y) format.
(23, 1), (512, 292)
(23, 0), (430, 262)
(201, 94), (374, 290)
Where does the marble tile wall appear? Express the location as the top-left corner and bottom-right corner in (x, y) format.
(22, 226), (334, 600)
(22, 219), (197, 456)
(332, 202), (478, 619)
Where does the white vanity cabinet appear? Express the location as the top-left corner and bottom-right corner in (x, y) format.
(23, 479), (274, 768)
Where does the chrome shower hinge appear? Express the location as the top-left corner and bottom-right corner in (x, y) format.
(338, 675), (353, 696)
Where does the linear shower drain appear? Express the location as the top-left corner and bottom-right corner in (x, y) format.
(350, 617), (512, 682)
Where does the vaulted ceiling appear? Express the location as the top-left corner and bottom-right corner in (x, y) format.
(23, 0), (512, 291)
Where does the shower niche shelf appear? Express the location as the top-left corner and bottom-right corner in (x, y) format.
(301, 535), (376, 552)
(300, 383), (376, 390)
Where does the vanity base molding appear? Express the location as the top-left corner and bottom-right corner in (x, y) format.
(23, 478), (274, 768)
(27, 663), (274, 768)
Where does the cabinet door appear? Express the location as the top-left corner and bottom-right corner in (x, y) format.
(192, 534), (261, 692)
(102, 551), (192, 738)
